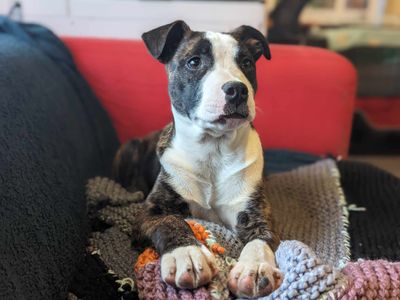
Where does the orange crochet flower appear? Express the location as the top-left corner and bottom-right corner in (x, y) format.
(134, 220), (225, 271)
(134, 248), (159, 272)
(186, 220), (225, 255)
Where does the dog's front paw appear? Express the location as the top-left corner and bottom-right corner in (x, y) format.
(228, 260), (282, 298)
(160, 245), (218, 289)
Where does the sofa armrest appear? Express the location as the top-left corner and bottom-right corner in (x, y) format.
(0, 20), (118, 299)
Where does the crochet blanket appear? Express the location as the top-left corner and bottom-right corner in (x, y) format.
(85, 159), (353, 299)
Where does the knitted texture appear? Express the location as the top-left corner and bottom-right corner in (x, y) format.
(87, 159), (349, 263)
(134, 238), (348, 300)
(269, 241), (347, 300)
(135, 248), (159, 272)
(90, 227), (138, 280)
(135, 255), (232, 300)
(87, 176), (145, 236)
(186, 220), (226, 255)
(338, 160), (400, 260)
(190, 159), (350, 267)
(266, 159), (350, 267)
(85, 159), (352, 299)
(153, 222), (349, 299)
(341, 260), (400, 299)
(133, 220), (236, 300)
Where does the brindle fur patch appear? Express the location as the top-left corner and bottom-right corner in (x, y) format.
(166, 32), (214, 118)
(116, 124), (200, 254)
(229, 26), (272, 93)
(156, 122), (175, 157)
(133, 170), (199, 254)
(233, 46), (258, 92)
(112, 131), (161, 195)
(235, 182), (280, 251)
(113, 122), (175, 195)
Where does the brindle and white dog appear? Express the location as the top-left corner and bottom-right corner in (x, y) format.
(113, 20), (282, 298)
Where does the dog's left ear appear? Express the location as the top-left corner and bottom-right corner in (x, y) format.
(230, 25), (271, 61)
(142, 20), (190, 64)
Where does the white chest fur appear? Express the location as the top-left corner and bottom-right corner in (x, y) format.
(160, 118), (264, 229)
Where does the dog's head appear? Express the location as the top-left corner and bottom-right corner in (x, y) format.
(142, 20), (270, 135)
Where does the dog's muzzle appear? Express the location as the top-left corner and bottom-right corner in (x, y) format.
(221, 81), (249, 119)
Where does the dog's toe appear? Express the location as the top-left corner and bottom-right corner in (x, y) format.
(227, 263), (243, 295)
(238, 273), (256, 296)
(160, 253), (177, 287)
(177, 271), (195, 289)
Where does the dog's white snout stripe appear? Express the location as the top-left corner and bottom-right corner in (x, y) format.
(195, 31), (255, 125)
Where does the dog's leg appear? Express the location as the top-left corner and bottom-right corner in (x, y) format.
(228, 187), (283, 298)
(135, 175), (218, 289)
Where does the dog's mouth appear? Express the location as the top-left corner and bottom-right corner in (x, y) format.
(214, 112), (248, 124)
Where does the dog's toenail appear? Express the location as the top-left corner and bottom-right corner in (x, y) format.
(258, 277), (270, 289)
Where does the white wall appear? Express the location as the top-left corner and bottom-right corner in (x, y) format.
(0, 0), (265, 39)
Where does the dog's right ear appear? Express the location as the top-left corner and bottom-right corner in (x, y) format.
(142, 20), (190, 64)
(230, 25), (271, 61)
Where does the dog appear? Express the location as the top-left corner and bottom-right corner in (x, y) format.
(113, 20), (282, 298)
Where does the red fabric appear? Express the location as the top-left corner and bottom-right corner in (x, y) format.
(356, 98), (400, 129)
(63, 37), (356, 157)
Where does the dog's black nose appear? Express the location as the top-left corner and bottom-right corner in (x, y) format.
(222, 81), (248, 105)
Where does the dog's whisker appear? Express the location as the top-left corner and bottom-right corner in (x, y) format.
(255, 105), (264, 114)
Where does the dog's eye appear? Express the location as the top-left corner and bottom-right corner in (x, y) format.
(241, 58), (253, 69)
(187, 56), (201, 69)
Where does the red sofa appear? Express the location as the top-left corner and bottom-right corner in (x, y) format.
(63, 38), (357, 158)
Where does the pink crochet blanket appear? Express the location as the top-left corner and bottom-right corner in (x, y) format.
(342, 260), (400, 299)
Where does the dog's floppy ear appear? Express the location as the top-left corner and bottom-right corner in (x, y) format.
(142, 20), (190, 64)
(230, 25), (271, 61)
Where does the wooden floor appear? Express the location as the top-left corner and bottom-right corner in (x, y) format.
(349, 156), (400, 178)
